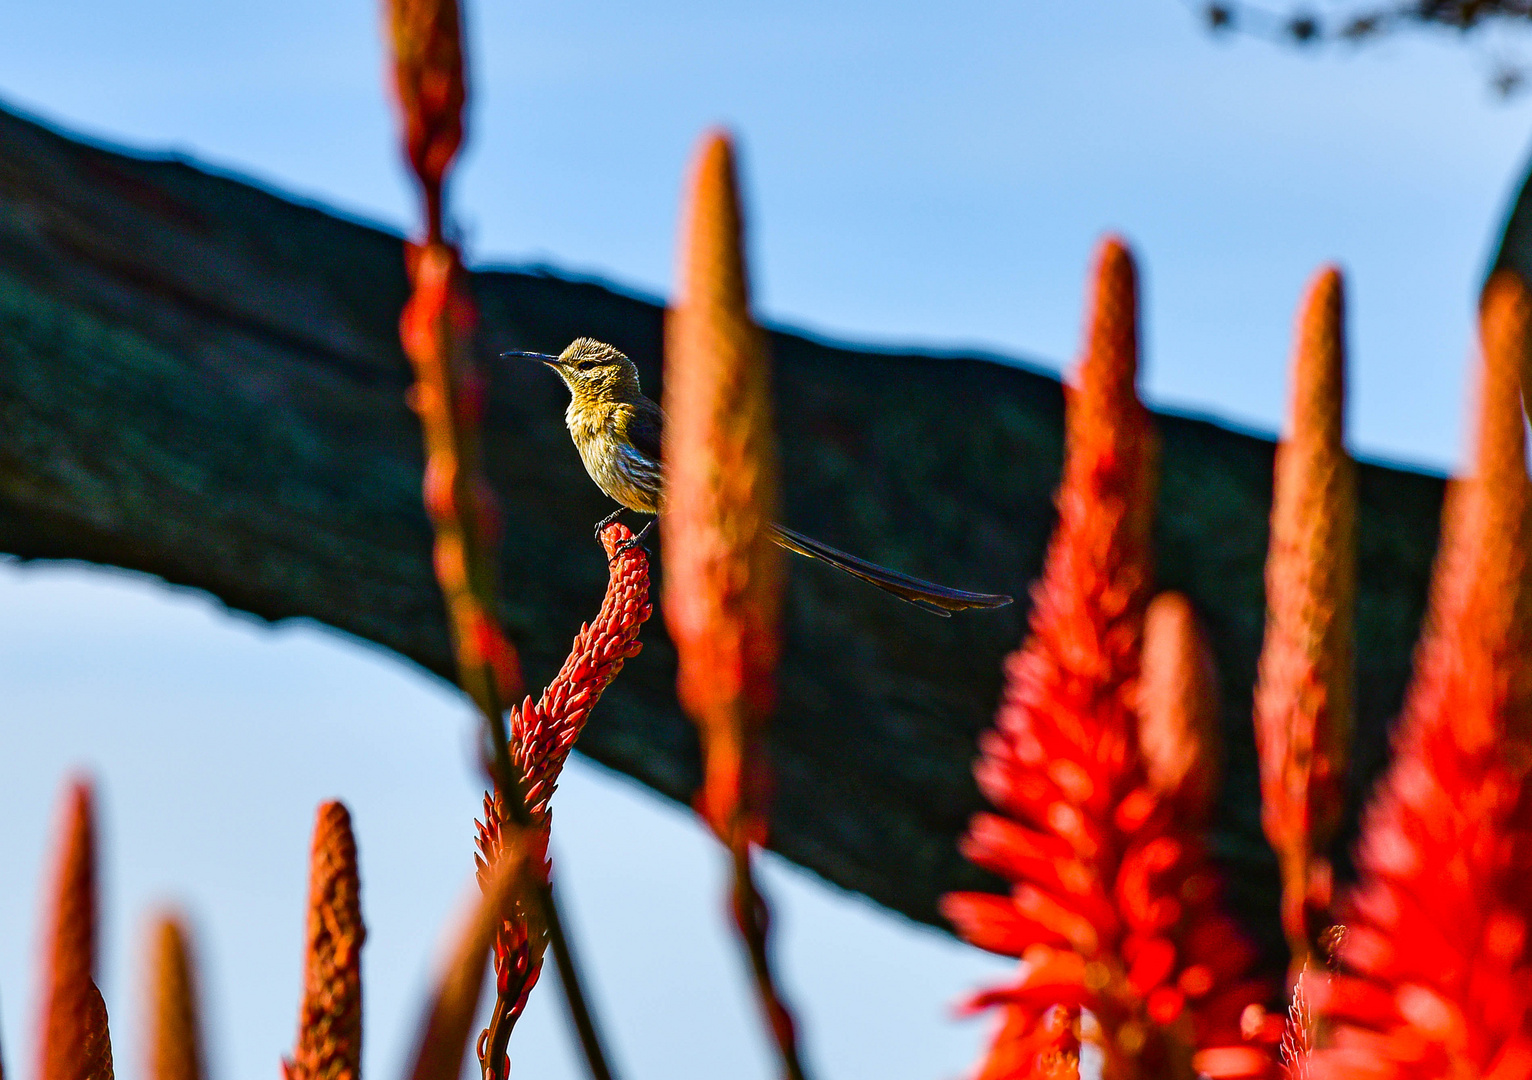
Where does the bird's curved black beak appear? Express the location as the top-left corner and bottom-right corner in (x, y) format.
(500, 349), (563, 369)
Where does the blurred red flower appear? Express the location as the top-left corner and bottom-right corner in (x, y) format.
(943, 238), (1273, 1080)
(1310, 272), (1532, 1080)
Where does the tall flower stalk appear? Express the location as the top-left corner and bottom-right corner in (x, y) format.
(1310, 270), (1532, 1080)
(1253, 267), (1357, 972)
(942, 239), (1272, 1080)
(661, 130), (807, 1080)
(381, 1), (618, 1075)
(35, 778), (114, 1080)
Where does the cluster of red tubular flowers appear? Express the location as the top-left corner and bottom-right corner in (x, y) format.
(284, 802), (365, 1080)
(941, 238), (1274, 1080)
(473, 522), (652, 1037)
(508, 523), (654, 821)
(1308, 271), (1532, 1080)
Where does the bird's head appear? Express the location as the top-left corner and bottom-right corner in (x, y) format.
(503, 338), (642, 407)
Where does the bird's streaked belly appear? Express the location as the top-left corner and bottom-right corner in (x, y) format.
(574, 432), (662, 514)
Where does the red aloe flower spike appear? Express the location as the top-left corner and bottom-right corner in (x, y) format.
(473, 523), (651, 1069)
(1309, 271), (1532, 1080)
(1138, 592), (1222, 827)
(1253, 266), (1357, 970)
(662, 130), (808, 1080)
(387, 0), (522, 722)
(143, 914), (206, 1080)
(284, 802), (365, 1080)
(943, 238), (1274, 1080)
(36, 777), (114, 1080)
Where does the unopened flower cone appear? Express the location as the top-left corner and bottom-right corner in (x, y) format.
(143, 914), (206, 1080)
(1253, 266), (1357, 969)
(284, 802), (364, 1080)
(35, 778), (113, 1080)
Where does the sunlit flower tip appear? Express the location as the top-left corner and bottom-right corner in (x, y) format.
(144, 915), (206, 1080)
(286, 802), (364, 1080)
(1054, 234), (1157, 634)
(662, 128), (782, 761)
(1475, 270), (1532, 493)
(1448, 268), (1532, 705)
(1137, 591), (1221, 825)
(37, 778), (114, 1080)
(1078, 235), (1141, 412)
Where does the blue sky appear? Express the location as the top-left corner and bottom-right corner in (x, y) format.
(3, 2), (1532, 1079)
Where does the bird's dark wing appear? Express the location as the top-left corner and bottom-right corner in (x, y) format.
(622, 397), (664, 467)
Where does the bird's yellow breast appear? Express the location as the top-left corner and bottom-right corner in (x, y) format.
(566, 401), (663, 515)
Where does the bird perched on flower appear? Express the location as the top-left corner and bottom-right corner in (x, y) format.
(506, 337), (1013, 615)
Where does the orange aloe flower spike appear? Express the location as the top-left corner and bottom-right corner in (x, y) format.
(662, 130), (783, 842)
(508, 523), (655, 822)
(35, 777), (113, 1080)
(1253, 265), (1357, 970)
(1309, 270), (1532, 1080)
(1138, 591), (1221, 828)
(662, 129), (806, 1080)
(143, 914), (206, 1080)
(284, 802), (365, 1080)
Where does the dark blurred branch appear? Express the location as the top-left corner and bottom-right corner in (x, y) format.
(1198, 1), (1532, 92)
(0, 101), (1453, 966)
(1203, 0), (1532, 38)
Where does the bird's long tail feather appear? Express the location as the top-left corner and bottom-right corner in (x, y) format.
(768, 524), (1012, 616)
